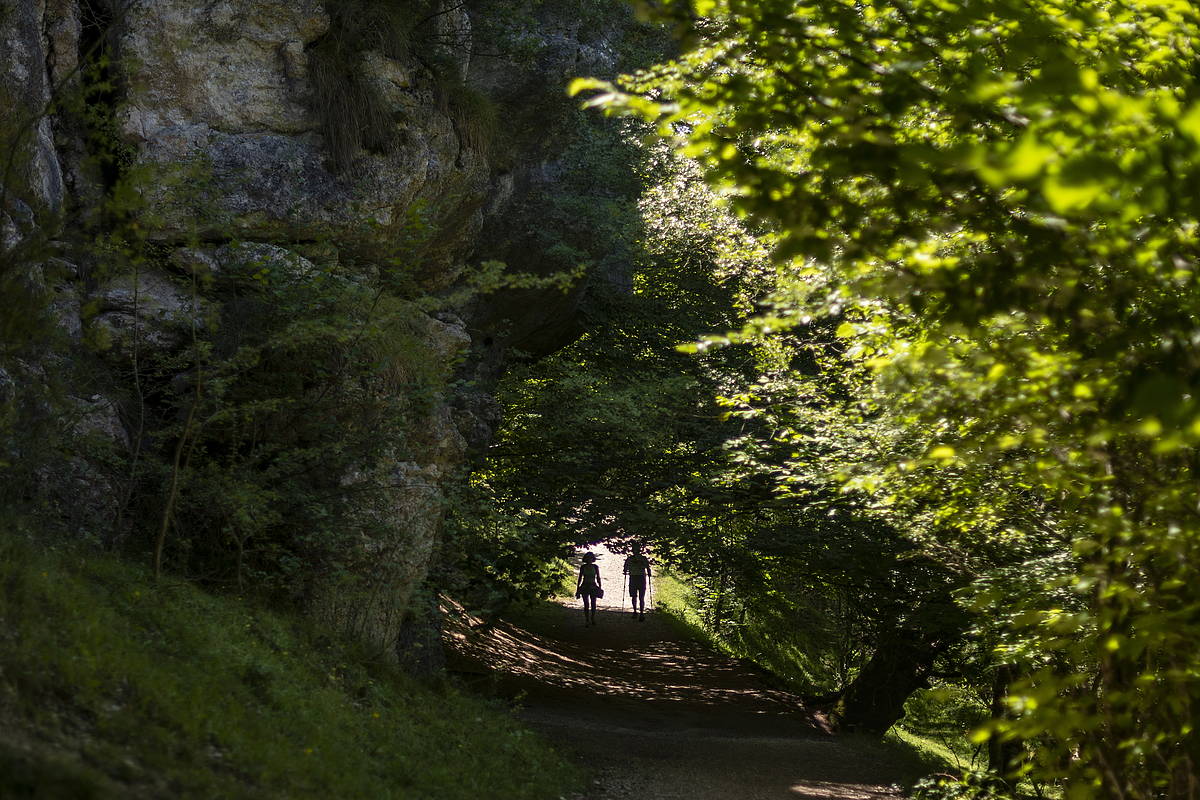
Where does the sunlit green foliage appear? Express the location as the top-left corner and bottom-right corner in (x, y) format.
(576, 0), (1200, 795)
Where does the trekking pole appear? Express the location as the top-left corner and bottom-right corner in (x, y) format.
(621, 576), (626, 610)
(647, 574), (653, 611)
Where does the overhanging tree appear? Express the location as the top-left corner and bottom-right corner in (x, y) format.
(577, 0), (1200, 795)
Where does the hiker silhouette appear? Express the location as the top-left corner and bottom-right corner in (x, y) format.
(575, 552), (602, 626)
(623, 543), (652, 620)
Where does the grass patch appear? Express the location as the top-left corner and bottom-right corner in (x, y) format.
(310, 0), (503, 172)
(437, 77), (500, 159)
(890, 684), (989, 774)
(309, 2), (407, 172)
(0, 539), (580, 799)
(648, 568), (854, 695)
(885, 726), (972, 775)
(648, 570), (712, 641)
(649, 570), (829, 691)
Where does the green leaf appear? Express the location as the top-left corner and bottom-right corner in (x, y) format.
(1043, 174), (1106, 213)
(567, 78), (613, 97)
(1178, 102), (1200, 142)
(1005, 135), (1058, 181)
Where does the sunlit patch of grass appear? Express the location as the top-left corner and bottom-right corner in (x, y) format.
(891, 683), (989, 774)
(647, 570), (711, 641)
(650, 570), (829, 691)
(885, 725), (968, 774)
(0, 540), (580, 798)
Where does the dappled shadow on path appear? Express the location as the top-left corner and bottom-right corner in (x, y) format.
(446, 601), (825, 737)
(443, 574), (916, 799)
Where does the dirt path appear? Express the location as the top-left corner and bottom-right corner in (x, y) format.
(445, 547), (920, 800)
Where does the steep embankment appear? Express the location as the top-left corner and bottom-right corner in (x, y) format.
(446, 549), (926, 800)
(0, 543), (579, 799)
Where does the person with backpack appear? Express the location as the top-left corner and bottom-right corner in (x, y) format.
(575, 552), (603, 626)
(623, 543), (652, 621)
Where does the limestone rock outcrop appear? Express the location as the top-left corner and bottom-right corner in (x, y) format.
(0, 0), (633, 664)
(116, 0), (491, 272)
(0, 0), (65, 216)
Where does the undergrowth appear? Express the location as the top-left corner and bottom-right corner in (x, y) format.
(893, 684), (990, 773)
(653, 569), (984, 786)
(308, 0), (411, 171)
(651, 570), (830, 690)
(648, 570), (716, 643)
(0, 539), (580, 799)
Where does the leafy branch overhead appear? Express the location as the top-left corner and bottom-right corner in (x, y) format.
(567, 0), (1200, 796)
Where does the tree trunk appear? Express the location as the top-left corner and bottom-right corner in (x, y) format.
(837, 598), (967, 735)
(988, 664), (1023, 778)
(836, 628), (936, 734)
(711, 569), (727, 632)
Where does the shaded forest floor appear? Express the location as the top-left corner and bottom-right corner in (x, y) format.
(445, 550), (927, 800)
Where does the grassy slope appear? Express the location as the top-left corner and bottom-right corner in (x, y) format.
(0, 540), (580, 799)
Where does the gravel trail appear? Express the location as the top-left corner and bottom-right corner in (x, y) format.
(445, 546), (920, 800)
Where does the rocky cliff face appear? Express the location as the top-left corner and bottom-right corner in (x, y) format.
(117, 1), (490, 267)
(0, 0), (638, 662)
